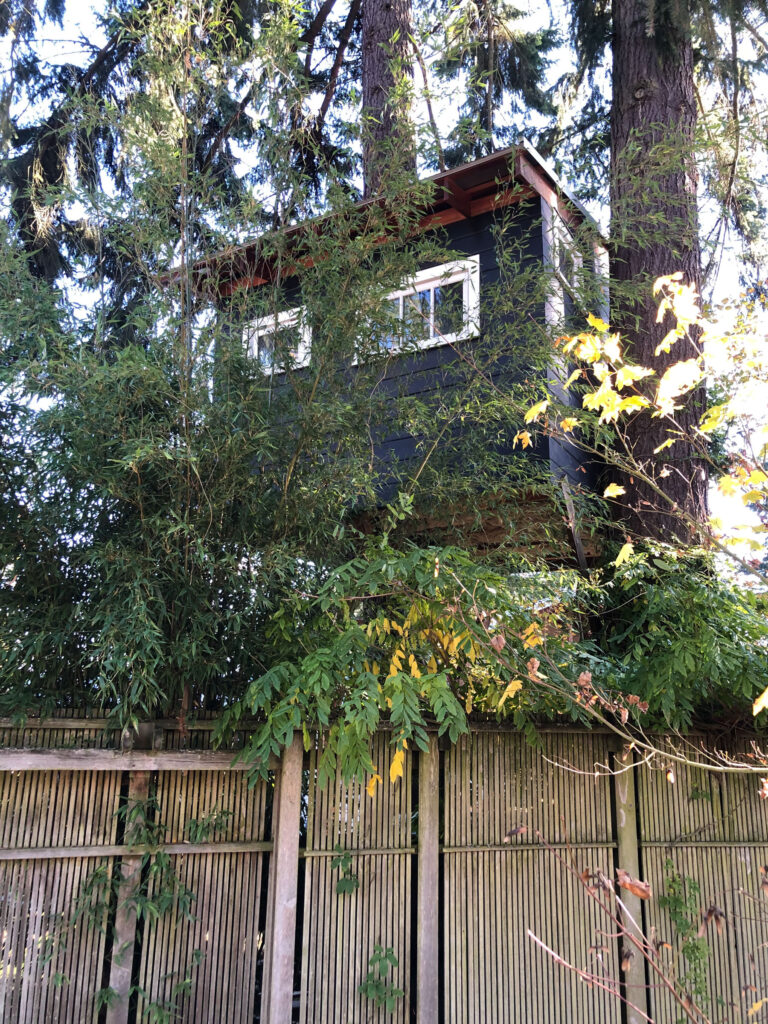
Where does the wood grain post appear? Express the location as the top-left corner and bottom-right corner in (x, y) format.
(106, 769), (150, 1024)
(262, 732), (303, 1024)
(417, 736), (439, 1024)
(614, 755), (649, 1024)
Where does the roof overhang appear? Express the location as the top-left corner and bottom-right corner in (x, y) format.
(187, 144), (600, 299)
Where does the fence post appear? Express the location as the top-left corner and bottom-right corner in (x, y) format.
(106, 769), (150, 1024)
(417, 735), (439, 1024)
(262, 732), (303, 1024)
(614, 755), (649, 1024)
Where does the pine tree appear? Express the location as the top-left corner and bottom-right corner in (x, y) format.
(566, 0), (768, 541)
(608, 0), (706, 540)
(361, 0), (415, 196)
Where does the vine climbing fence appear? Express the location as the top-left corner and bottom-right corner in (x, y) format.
(1, 716), (768, 1023)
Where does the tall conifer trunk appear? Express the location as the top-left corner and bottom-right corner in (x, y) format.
(361, 0), (414, 198)
(610, 0), (708, 542)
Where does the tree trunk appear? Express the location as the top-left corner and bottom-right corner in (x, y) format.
(610, 0), (708, 542)
(361, 0), (414, 198)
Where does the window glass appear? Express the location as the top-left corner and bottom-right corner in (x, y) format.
(245, 309), (308, 370)
(377, 256), (479, 354)
(434, 279), (465, 339)
(403, 288), (431, 343)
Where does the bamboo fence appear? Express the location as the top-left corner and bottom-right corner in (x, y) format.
(1, 717), (767, 1023)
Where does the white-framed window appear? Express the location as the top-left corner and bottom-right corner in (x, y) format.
(379, 255), (480, 352)
(244, 307), (310, 371)
(542, 198), (587, 329)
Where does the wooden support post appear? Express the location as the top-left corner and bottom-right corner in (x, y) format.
(614, 756), (649, 1024)
(417, 736), (439, 1024)
(262, 732), (303, 1024)
(106, 769), (150, 1024)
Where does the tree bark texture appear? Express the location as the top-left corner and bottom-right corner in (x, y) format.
(361, 0), (414, 198)
(610, 0), (708, 542)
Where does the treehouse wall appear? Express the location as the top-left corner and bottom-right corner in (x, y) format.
(364, 202), (551, 499)
(233, 196), (586, 554)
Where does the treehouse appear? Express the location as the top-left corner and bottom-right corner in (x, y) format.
(204, 143), (605, 562)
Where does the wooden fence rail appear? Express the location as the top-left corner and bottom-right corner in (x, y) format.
(2, 721), (768, 1022)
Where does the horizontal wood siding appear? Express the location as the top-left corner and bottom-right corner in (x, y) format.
(238, 202), (559, 523)
(367, 205), (547, 497)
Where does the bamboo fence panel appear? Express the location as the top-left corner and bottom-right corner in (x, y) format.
(299, 732), (413, 1024)
(134, 768), (270, 1024)
(442, 731), (621, 1024)
(4, 722), (768, 1024)
(637, 752), (768, 1023)
(0, 714), (121, 750)
(0, 769), (122, 1023)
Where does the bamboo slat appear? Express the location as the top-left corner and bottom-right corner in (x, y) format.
(133, 768), (270, 1024)
(637, 749), (768, 1023)
(442, 731), (621, 1023)
(0, 769), (121, 1023)
(3, 725), (768, 1024)
(299, 733), (413, 1024)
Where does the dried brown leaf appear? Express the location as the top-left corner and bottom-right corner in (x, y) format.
(616, 868), (652, 900)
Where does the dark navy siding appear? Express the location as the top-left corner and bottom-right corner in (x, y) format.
(233, 197), (590, 509)
(366, 200), (551, 501)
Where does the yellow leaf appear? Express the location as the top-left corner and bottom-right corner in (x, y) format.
(743, 490), (765, 505)
(571, 334), (603, 363)
(388, 647), (404, 678)
(614, 542), (634, 567)
(586, 312), (610, 333)
(656, 359), (702, 415)
(603, 483), (626, 498)
(749, 470), (768, 486)
(654, 438), (675, 454)
(583, 380), (623, 423)
(408, 654), (421, 679)
(498, 678), (523, 710)
(618, 395), (651, 413)
(563, 367), (582, 389)
(389, 746), (406, 784)
(654, 327), (683, 356)
(754, 686), (768, 718)
(465, 691), (473, 713)
(522, 623), (544, 649)
(367, 772), (382, 797)
(560, 417), (579, 433)
(718, 474), (738, 496)
(602, 333), (622, 363)
(524, 399), (549, 424)
(513, 430), (532, 449)
(699, 403), (728, 433)
(615, 364), (655, 390)
(427, 654), (438, 674)
(749, 998), (768, 1017)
